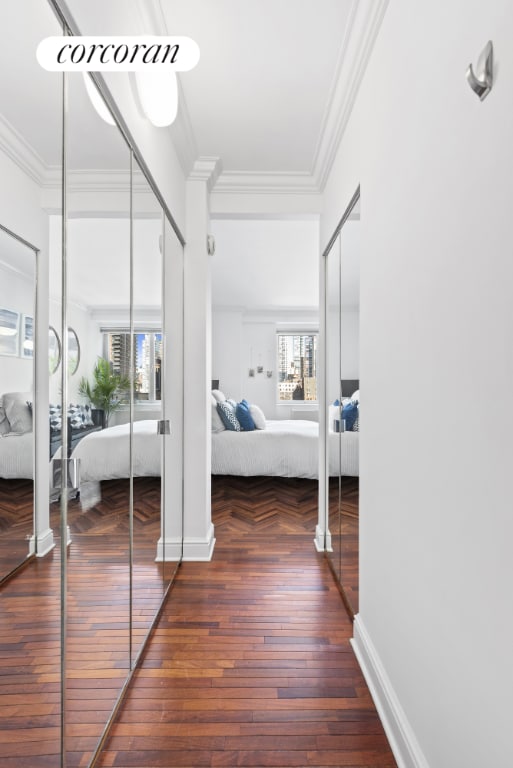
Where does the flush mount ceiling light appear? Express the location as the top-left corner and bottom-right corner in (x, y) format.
(135, 68), (178, 127)
(82, 72), (116, 126)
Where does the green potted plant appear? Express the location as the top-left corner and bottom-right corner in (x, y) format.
(78, 357), (130, 428)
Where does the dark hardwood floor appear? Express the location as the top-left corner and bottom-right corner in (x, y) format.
(0, 475), (391, 768)
(97, 475), (395, 768)
(0, 477), (171, 768)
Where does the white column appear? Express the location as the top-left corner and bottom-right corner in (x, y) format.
(181, 157), (221, 560)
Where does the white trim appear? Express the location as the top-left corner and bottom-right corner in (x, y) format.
(351, 615), (430, 768)
(156, 525), (216, 562)
(312, 0), (390, 191)
(213, 171), (319, 195)
(35, 528), (55, 557)
(314, 524), (326, 552)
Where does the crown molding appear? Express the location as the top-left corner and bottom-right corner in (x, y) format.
(213, 171), (320, 196)
(312, 0), (390, 191)
(0, 113), (47, 186)
(188, 156), (223, 192)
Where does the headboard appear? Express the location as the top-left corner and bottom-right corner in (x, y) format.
(340, 379), (359, 397)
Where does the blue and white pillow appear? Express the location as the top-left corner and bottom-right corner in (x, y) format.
(236, 399), (255, 431)
(342, 401), (359, 431)
(217, 401), (241, 431)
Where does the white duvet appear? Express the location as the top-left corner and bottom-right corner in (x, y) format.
(71, 420), (161, 482)
(212, 419), (359, 479)
(70, 418), (359, 483)
(0, 431), (34, 479)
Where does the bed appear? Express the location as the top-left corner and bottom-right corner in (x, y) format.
(212, 419), (358, 479)
(70, 420), (161, 483)
(68, 413), (358, 484)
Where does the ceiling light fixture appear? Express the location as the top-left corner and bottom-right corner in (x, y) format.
(135, 68), (178, 127)
(82, 72), (116, 126)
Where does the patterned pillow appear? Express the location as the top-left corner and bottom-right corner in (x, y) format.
(211, 396), (226, 433)
(0, 404), (10, 435)
(352, 415), (359, 432)
(68, 404), (95, 429)
(49, 404), (62, 433)
(217, 401), (241, 431)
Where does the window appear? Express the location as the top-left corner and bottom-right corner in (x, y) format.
(105, 331), (162, 402)
(277, 333), (317, 402)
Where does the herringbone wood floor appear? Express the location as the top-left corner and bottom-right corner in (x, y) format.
(0, 477), (172, 768)
(97, 475), (396, 768)
(0, 479), (34, 580)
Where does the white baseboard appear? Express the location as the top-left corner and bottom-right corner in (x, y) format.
(35, 528), (55, 557)
(351, 615), (429, 768)
(314, 524), (327, 552)
(156, 523), (216, 562)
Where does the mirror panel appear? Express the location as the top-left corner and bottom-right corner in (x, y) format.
(63, 68), (132, 764)
(131, 159), (165, 665)
(326, 234), (342, 581)
(324, 192), (360, 617)
(0, 227), (36, 582)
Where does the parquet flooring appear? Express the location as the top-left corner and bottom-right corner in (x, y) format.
(0, 477), (171, 768)
(0, 479), (34, 580)
(97, 475), (395, 768)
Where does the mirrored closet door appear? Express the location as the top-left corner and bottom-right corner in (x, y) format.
(0, 226), (37, 582)
(324, 189), (360, 617)
(0, 2), (185, 766)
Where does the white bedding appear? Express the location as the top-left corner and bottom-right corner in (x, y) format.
(212, 419), (359, 479)
(70, 418), (359, 483)
(0, 431), (33, 479)
(71, 420), (161, 482)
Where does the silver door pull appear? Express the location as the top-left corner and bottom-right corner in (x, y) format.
(157, 419), (170, 435)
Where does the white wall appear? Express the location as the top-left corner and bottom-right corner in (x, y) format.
(212, 308), (320, 420)
(321, 1), (513, 766)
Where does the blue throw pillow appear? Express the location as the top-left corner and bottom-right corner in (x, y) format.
(342, 401), (359, 431)
(217, 401), (241, 431)
(236, 399), (255, 431)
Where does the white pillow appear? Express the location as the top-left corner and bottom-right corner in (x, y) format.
(0, 404), (10, 435)
(249, 404), (266, 430)
(3, 391), (33, 434)
(211, 389), (226, 403)
(211, 397), (226, 433)
(351, 389), (360, 403)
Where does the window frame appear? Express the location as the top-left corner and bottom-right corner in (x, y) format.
(102, 328), (162, 406)
(276, 330), (319, 406)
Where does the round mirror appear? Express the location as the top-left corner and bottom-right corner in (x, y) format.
(49, 325), (61, 374)
(68, 327), (80, 375)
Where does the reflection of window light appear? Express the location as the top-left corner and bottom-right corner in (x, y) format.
(82, 72), (116, 126)
(23, 340), (34, 351)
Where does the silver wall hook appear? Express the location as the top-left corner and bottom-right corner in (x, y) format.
(466, 40), (493, 101)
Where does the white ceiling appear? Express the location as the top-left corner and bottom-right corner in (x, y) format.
(0, 0), (369, 311)
(159, 0), (354, 176)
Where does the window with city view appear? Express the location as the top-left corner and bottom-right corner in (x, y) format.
(277, 333), (317, 402)
(106, 331), (162, 402)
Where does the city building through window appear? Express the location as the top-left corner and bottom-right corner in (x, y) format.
(106, 331), (162, 402)
(277, 333), (317, 402)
